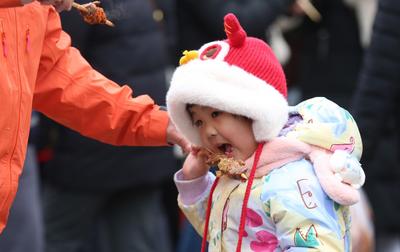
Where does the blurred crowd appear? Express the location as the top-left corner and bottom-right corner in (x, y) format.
(1, 0), (399, 251)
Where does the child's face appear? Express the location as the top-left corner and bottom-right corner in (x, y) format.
(188, 105), (258, 161)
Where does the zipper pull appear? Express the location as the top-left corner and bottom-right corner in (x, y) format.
(2, 32), (7, 57)
(26, 28), (30, 53)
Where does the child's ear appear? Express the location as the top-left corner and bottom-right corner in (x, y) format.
(308, 146), (361, 206)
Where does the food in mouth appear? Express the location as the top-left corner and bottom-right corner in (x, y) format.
(204, 148), (248, 180)
(218, 143), (234, 157)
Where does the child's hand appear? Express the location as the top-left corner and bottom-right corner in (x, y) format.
(182, 146), (211, 180)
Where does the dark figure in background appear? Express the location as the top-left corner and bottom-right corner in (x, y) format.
(0, 112), (43, 252)
(40, 1), (178, 251)
(351, 0), (400, 250)
(176, 0), (295, 57)
(284, 0), (364, 107)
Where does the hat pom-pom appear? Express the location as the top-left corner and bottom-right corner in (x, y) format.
(224, 13), (247, 48)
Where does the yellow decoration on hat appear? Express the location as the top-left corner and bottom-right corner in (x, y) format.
(179, 50), (199, 65)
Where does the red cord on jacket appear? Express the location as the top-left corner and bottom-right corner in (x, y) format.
(201, 176), (220, 252)
(236, 143), (264, 252)
(200, 143), (265, 252)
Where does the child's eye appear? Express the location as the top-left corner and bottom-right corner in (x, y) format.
(194, 120), (203, 127)
(211, 111), (221, 118)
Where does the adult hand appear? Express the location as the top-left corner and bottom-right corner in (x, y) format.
(37, 0), (73, 12)
(166, 119), (191, 154)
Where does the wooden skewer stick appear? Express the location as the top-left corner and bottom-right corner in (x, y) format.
(240, 173), (248, 181)
(71, 1), (114, 27)
(71, 2), (88, 13)
(297, 0), (322, 22)
(103, 19), (115, 27)
(205, 147), (215, 155)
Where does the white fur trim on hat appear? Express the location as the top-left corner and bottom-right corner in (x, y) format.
(166, 59), (289, 145)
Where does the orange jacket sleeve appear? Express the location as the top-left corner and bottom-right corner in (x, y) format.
(0, 0), (22, 7)
(33, 7), (169, 146)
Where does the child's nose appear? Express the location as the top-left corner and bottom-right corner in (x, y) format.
(206, 125), (218, 138)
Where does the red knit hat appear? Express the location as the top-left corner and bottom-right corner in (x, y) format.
(167, 13), (288, 145)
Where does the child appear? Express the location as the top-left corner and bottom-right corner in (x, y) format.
(167, 13), (365, 251)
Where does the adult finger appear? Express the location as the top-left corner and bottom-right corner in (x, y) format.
(166, 120), (191, 154)
(54, 0), (73, 12)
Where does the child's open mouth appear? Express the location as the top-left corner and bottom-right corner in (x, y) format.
(218, 143), (233, 157)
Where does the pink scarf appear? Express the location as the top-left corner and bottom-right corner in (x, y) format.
(243, 137), (312, 178)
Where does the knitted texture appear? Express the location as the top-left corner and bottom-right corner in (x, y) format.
(224, 37), (287, 98)
(223, 13), (287, 98)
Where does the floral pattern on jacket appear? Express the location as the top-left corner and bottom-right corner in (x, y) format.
(178, 157), (351, 251)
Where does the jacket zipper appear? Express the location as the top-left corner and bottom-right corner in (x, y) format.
(11, 9), (23, 165)
(7, 9), (24, 201)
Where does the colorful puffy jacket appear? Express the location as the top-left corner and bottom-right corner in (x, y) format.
(175, 97), (364, 251)
(0, 1), (168, 233)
